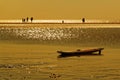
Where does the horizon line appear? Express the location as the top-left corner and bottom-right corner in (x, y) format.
(0, 22), (120, 24)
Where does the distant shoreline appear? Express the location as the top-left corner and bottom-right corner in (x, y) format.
(0, 22), (120, 24)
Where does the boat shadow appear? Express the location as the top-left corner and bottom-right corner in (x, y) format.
(57, 53), (104, 58)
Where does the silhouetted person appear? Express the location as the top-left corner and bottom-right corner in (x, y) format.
(30, 17), (33, 22)
(62, 20), (64, 24)
(22, 18), (25, 23)
(82, 18), (85, 23)
(26, 17), (29, 22)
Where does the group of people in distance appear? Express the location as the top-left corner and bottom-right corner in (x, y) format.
(22, 17), (33, 23)
(22, 17), (85, 23)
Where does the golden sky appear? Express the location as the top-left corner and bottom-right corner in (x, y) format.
(0, 0), (120, 20)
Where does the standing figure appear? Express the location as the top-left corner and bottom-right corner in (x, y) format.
(82, 18), (85, 23)
(26, 17), (29, 22)
(62, 20), (64, 24)
(22, 18), (25, 23)
(30, 17), (33, 22)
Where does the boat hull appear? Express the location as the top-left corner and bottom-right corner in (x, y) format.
(57, 48), (104, 57)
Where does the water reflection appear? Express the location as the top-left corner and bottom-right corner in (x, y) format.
(0, 26), (120, 47)
(0, 27), (75, 40)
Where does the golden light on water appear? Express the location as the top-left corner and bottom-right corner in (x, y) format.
(0, 19), (119, 23)
(0, 0), (120, 80)
(0, 23), (120, 80)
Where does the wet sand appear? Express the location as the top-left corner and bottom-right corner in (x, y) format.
(0, 42), (120, 80)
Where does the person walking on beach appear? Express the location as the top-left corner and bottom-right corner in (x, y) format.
(26, 17), (29, 22)
(22, 18), (25, 23)
(82, 18), (85, 23)
(62, 20), (64, 24)
(30, 17), (33, 22)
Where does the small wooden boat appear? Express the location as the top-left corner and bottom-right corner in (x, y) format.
(57, 48), (104, 57)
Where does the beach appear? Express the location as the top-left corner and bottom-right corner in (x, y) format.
(0, 23), (120, 80)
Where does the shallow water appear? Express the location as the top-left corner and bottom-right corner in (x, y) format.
(0, 24), (120, 80)
(0, 24), (120, 47)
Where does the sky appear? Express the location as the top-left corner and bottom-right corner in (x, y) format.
(0, 0), (120, 20)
